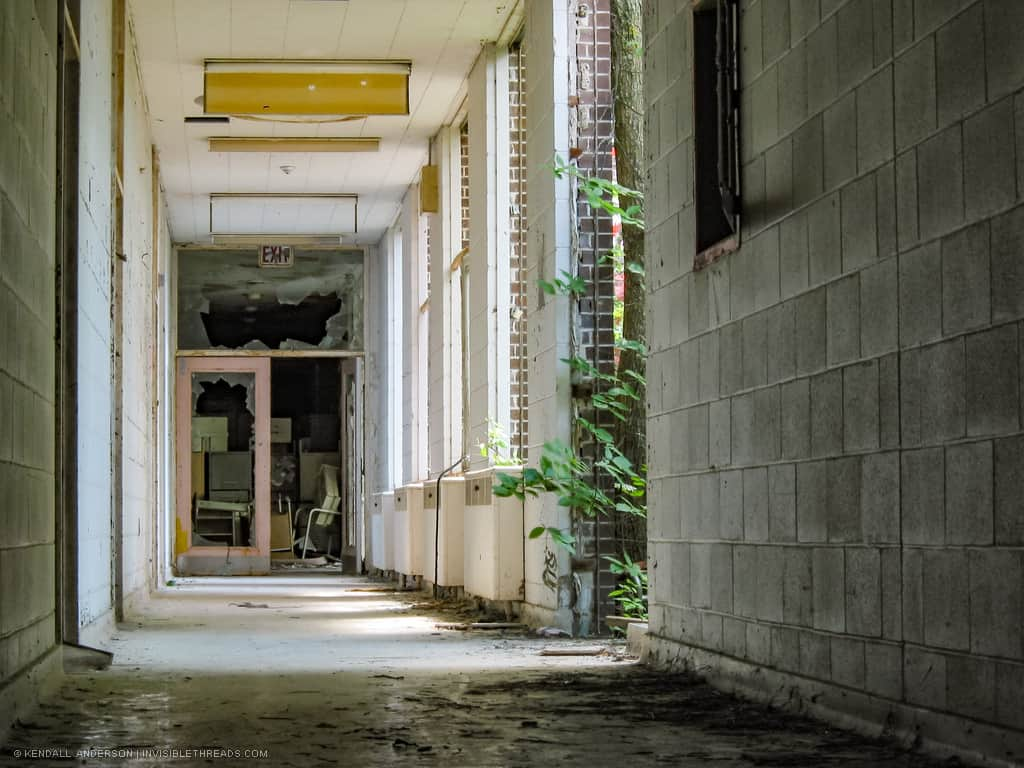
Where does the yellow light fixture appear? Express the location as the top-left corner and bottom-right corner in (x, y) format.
(204, 59), (410, 116)
(208, 137), (380, 153)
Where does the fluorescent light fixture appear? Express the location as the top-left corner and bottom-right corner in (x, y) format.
(211, 234), (344, 246)
(208, 137), (380, 153)
(210, 193), (358, 237)
(204, 59), (411, 116)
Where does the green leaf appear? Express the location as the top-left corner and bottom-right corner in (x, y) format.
(528, 526), (546, 539)
(548, 528), (577, 554)
(611, 454), (634, 472)
(522, 468), (543, 486)
(616, 338), (648, 355)
(538, 279), (557, 296)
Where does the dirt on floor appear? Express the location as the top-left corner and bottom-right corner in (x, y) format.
(1, 577), (963, 768)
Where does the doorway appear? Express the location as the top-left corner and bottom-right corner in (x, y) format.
(175, 356), (271, 575)
(269, 358), (344, 564)
(173, 355), (363, 576)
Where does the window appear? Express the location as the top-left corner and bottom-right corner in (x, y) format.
(693, 0), (741, 268)
(390, 229), (403, 488)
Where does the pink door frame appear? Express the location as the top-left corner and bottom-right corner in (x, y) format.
(174, 355), (271, 575)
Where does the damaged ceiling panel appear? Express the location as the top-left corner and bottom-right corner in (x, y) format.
(177, 248), (364, 351)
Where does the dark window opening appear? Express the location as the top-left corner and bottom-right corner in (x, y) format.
(201, 293), (343, 349)
(195, 379), (254, 452)
(693, 0), (740, 268)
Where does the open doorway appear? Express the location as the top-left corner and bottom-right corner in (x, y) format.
(171, 248), (365, 578)
(269, 359), (344, 566)
(175, 357), (271, 575)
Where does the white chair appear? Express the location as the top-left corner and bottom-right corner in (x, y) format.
(296, 465), (342, 558)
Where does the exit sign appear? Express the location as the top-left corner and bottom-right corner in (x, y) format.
(258, 245), (293, 267)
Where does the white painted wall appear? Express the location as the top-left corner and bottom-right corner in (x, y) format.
(363, 241), (389, 569)
(121, 24), (160, 608)
(520, 0), (574, 628)
(76, 0), (116, 635)
(76, 0), (166, 633)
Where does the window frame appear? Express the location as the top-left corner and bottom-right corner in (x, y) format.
(692, 0), (742, 270)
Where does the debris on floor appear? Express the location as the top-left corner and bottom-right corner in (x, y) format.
(538, 646), (607, 657)
(1, 576), (962, 768)
(536, 626), (572, 638)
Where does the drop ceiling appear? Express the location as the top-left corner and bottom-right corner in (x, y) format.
(128, 0), (521, 245)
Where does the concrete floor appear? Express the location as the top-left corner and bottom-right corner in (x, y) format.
(2, 575), (960, 767)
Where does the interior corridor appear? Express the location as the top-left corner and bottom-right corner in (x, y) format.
(4, 576), (957, 767)
(3, 0), (1024, 763)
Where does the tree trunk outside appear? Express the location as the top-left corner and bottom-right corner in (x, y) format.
(610, 0), (646, 559)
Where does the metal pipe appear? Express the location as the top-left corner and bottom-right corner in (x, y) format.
(434, 455), (466, 595)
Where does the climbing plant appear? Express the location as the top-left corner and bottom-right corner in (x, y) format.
(493, 159), (647, 617)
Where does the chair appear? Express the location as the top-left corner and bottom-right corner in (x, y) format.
(194, 497), (253, 546)
(296, 465), (342, 558)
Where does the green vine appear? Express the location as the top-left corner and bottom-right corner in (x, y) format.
(493, 158), (648, 619)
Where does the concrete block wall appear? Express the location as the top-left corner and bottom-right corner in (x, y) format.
(0, 0), (60, 722)
(645, 0), (1024, 759)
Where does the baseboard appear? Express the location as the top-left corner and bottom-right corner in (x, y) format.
(77, 609), (116, 651)
(645, 633), (1024, 768)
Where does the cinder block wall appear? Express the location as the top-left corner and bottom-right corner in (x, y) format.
(0, 0), (60, 707)
(645, 0), (1024, 759)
